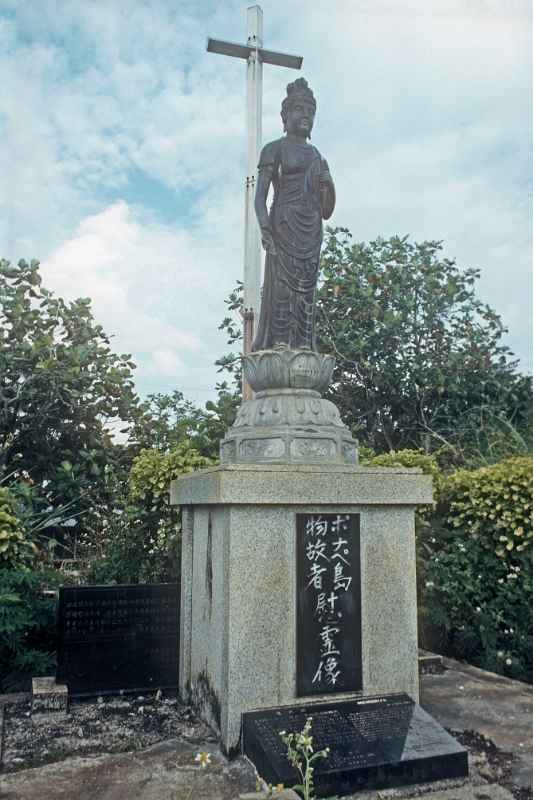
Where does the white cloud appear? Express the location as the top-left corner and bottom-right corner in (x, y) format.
(2, 0), (532, 399)
(152, 347), (185, 377)
(41, 201), (231, 395)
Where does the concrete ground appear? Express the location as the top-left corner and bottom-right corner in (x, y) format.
(0, 657), (532, 800)
(0, 738), (258, 800)
(420, 656), (533, 789)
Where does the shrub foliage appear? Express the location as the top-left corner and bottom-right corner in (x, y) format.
(0, 567), (67, 691)
(0, 487), (37, 569)
(87, 442), (212, 584)
(439, 457), (533, 558)
(421, 456), (533, 680)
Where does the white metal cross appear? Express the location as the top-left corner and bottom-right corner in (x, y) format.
(207, 6), (303, 366)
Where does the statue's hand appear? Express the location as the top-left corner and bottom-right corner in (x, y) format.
(318, 159), (336, 220)
(319, 167), (333, 187)
(261, 228), (277, 256)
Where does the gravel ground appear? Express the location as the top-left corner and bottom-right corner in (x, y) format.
(1, 682), (532, 800)
(452, 730), (533, 800)
(1, 691), (216, 773)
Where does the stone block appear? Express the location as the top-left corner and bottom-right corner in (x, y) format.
(31, 677), (69, 718)
(418, 649), (444, 675)
(171, 463), (434, 507)
(173, 463), (431, 753)
(243, 694), (468, 794)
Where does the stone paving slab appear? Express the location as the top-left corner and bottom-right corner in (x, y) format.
(417, 787), (513, 800)
(365, 785), (513, 800)
(421, 656), (533, 788)
(0, 739), (257, 800)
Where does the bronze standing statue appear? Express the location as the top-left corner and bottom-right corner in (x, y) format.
(253, 78), (335, 352)
(220, 77), (358, 466)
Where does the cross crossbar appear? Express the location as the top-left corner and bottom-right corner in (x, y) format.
(207, 37), (303, 69)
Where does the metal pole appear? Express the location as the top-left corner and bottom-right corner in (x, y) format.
(242, 6), (263, 400)
(207, 8), (302, 400)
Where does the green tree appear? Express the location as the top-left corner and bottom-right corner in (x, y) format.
(215, 282), (244, 392)
(0, 258), (140, 553)
(317, 229), (533, 461)
(131, 387), (239, 462)
(87, 441), (212, 584)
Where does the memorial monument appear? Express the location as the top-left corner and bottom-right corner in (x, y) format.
(220, 79), (357, 465)
(171, 71), (467, 794)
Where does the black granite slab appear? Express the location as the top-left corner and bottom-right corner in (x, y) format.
(296, 513), (362, 697)
(56, 583), (179, 696)
(243, 694), (468, 796)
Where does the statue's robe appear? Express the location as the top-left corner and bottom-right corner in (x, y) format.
(252, 136), (328, 352)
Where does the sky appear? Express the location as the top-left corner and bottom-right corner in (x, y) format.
(2, 0), (532, 405)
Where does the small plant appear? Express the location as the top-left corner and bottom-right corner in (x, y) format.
(279, 716), (329, 800)
(181, 751), (212, 800)
(258, 782), (286, 796)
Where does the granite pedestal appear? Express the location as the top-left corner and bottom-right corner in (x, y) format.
(170, 462), (432, 753)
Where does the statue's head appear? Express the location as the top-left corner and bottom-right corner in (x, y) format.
(281, 77), (316, 138)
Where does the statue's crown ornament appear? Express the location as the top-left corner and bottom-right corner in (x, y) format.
(282, 77), (316, 114)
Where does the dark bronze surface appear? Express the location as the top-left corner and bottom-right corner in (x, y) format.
(253, 78), (335, 351)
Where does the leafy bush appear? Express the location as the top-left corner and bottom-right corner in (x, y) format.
(131, 388), (239, 461)
(362, 450), (533, 681)
(0, 487), (37, 569)
(364, 450), (440, 544)
(439, 456), (533, 558)
(87, 442), (212, 584)
(0, 567), (66, 691)
(421, 457), (533, 680)
(363, 448), (441, 489)
(128, 443), (212, 506)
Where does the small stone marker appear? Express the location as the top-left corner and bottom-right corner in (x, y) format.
(31, 677), (69, 721)
(419, 649), (445, 674)
(243, 693), (468, 795)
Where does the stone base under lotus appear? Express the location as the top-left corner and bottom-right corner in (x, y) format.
(220, 392), (358, 464)
(220, 348), (358, 465)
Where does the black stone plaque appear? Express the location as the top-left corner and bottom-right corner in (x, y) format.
(243, 694), (468, 797)
(56, 583), (179, 696)
(296, 513), (362, 696)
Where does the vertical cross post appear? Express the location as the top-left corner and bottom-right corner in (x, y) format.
(242, 6), (263, 399)
(206, 7), (303, 399)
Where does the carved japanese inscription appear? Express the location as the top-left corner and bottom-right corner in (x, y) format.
(296, 513), (362, 696)
(242, 695), (469, 794)
(56, 583), (179, 695)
